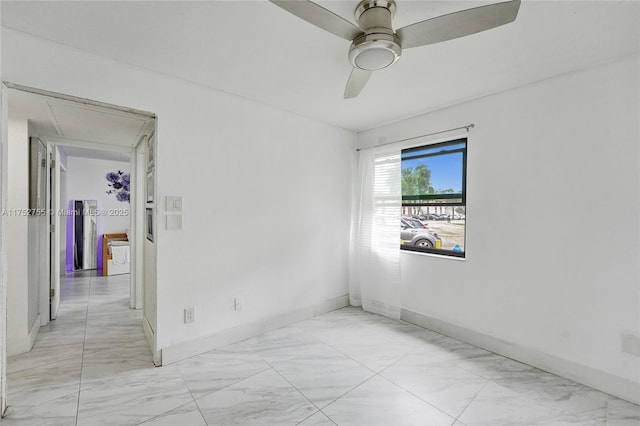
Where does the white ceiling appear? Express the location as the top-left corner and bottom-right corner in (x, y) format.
(8, 89), (152, 161)
(58, 145), (131, 163)
(3, 1), (639, 132)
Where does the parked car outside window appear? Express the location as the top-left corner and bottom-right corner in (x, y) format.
(401, 216), (427, 229)
(400, 221), (441, 249)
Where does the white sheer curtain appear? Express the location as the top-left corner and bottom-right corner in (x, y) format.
(349, 146), (402, 319)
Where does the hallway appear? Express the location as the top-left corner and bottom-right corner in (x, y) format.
(6, 271), (153, 425)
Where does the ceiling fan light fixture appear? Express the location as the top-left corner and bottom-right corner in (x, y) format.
(355, 48), (395, 70)
(348, 33), (401, 71)
(268, 0), (521, 98)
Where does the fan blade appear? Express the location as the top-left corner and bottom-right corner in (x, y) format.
(344, 68), (372, 99)
(270, 0), (363, 41)
(397, 0), (521, 49)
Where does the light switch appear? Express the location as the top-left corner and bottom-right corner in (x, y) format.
(166, 214), (182, 230)
(166, 196), (182, 212)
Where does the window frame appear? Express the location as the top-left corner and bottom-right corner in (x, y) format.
(401, 137), (467, 258)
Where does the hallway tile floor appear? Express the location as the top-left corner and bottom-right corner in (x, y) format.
(3, 272), (639, 425)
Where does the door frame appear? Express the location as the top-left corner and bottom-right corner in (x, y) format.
(31, 138), (51, 327)
(0, 83), (159, 415)
(48, 144), (60, 322)
(45, 137), (138, 309)
(1, 82), (9, 417)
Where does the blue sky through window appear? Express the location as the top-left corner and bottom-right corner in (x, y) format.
(402, 151), (463, 193)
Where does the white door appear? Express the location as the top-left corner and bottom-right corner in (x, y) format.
(31, 138), (51, 325)
(49, 146), (61, 320)
(141, 131), (159, 365)
(143, 133), (156, 334)
(1, 82), (8, 417)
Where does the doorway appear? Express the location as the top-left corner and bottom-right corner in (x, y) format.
(1, 83), (159, 412)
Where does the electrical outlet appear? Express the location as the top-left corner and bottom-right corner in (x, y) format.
(184, 307), (195, 323)
(234, 297), (243, 311)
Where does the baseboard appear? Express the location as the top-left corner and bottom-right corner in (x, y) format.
(7, 314), (41, 357)
(161, 295), (350, 365)
(400, 308), (640, 405)
(363, 298), (401, 319)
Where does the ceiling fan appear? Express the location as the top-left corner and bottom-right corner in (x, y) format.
(269, 0), (521, 98)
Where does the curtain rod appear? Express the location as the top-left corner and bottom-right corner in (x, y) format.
(355, 123), (474, 152)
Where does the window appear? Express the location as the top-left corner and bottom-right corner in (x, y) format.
(401, 138), (466, 258)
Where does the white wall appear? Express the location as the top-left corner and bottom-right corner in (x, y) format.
(66, 156), (130, 234)
(6, 118), (28, 352)
(358, 54), (640, 403)
(2, 29), (355, 359)
(155, 83), (354, 356)
(6, 118), (39, 356)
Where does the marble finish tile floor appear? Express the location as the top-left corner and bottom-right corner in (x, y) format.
(3, 272), (639, 425)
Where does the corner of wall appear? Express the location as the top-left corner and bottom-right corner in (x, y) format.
(161, 295), (349, 365)
(401, 308), (640, 405)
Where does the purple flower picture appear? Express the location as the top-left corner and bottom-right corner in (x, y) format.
(106, 170), (130, 203)
(106, 172), (120, 183)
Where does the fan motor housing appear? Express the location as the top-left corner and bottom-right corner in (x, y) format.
(355, 0), (396, 30)
(350, 0), (401, 71)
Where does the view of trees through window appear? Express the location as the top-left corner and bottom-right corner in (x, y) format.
(401, 139), (466, 257)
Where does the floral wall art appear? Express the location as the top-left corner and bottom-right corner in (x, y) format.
(106, 170), (130, 203)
